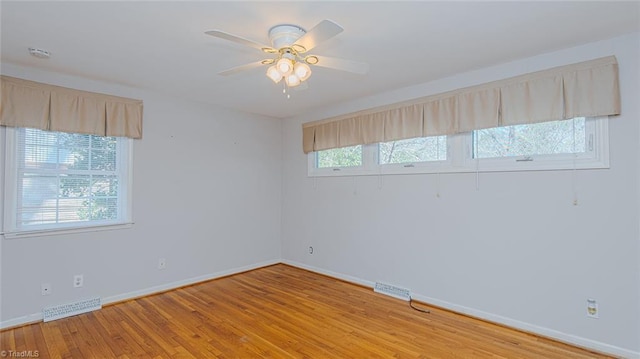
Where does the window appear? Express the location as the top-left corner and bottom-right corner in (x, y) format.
(468, 117), (607, 171)
(317, 145), (362, 169)
(473, 118), (585, 159)
(379, 136), (447, 165)
(3, 127), (132, 236)
(308, 117), (608, 176)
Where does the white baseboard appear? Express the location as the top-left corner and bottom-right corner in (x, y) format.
(281, 259), (376, 288)
(282, 260), (639, 359)
(0, 313), (43, 330)
(0, 259), (279, 330)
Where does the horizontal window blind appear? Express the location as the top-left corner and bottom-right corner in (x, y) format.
(12, 128), (125, 231)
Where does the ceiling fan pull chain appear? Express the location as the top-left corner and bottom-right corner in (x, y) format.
(282, 82), (291, 99)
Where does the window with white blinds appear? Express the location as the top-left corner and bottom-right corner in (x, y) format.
(3, 127), (132, 236)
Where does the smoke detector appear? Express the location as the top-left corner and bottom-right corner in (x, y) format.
(28, 47), (51, 59)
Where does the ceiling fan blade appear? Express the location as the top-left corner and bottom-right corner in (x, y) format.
(313, 56), (369, 75)
(294, 20), (343, 53)
(205, 30), (275, 53)
(218, 60), (266, 76)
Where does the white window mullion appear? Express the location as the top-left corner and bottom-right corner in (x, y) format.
(363, 143), (378, 174)
(55, 174), (61, 224)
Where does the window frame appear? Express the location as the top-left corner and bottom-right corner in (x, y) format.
(2, 127), (134, 239)
(312, 144), (366, 176)
(463, 117), (608, 172)
(376, 135), (449, 175)
(308, 116), (609, 177)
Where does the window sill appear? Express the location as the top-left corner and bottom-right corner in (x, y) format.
(1, 222), (134, 239)
(308, 165), (610, 178)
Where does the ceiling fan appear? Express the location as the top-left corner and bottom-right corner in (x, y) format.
(204, 20), (369, 90)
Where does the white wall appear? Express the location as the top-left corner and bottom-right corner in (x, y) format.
(0, 64), (283, 327)
(281, 33), (640, 357)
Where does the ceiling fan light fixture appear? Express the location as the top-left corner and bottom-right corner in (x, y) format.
(294, 62), (312, 81)
(276, 57), (293, 75)
(285, 74), (301, 87)
(266, 65), (282, 83)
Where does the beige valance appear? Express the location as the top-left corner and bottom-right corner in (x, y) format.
(302, 56), (620, 153)
(0, 75), (143, 139)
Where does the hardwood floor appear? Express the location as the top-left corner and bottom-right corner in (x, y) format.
(1, 264), (614, 358)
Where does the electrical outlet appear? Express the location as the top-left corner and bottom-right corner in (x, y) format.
(73, 274), (84, 288)
(41, 283), (52, 296)
(587, 298), (599, 318)
(158, 258), (166, 270)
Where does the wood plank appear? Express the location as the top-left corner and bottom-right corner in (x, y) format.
(0, 264), (617, 358)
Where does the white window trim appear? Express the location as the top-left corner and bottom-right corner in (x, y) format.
(309, 145), (367, 177)
(308, 116), (609, 177)
(462, 117), (608, 172)
(1, 127), (134, 239)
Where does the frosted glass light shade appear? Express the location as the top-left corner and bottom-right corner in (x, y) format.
(285, 74), (301, 87)
(294, 62), (312, 81)
(276, 58), (293, 75)
(266, 66), (282, 83)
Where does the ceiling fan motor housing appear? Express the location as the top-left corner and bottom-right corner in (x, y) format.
(269, 24), (306, 49)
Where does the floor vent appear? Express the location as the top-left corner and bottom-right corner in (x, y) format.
(43, 297), (102, 322)
(374, 282), (411, 301)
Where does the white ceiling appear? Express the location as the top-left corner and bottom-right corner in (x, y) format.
(2, 1), (639, 119)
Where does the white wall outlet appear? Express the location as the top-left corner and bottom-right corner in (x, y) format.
(587, 298), (599, 318)
(73, 274), (84, 288)
(158, 257), (166, 270)
(41, 283), (52, 296)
